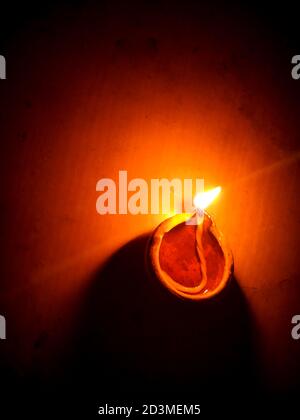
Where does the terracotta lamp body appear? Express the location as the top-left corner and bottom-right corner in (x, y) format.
(148, 211), (233, 300)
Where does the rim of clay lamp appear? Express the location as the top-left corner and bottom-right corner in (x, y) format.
(148, 212), (234, 300)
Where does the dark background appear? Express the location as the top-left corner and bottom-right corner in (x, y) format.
(1, 1), (300, 417)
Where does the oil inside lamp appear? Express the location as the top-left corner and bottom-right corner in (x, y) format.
(148, 187), (233, 300)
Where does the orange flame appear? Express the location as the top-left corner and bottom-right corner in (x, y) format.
(193, 186), (221, 210)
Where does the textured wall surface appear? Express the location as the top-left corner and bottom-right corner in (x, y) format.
(0, 1), (300, 412)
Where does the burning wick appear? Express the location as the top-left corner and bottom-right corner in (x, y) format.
(193, 186), (222, 212)
(193, 186), (222, 294)
(148, 186), (233, 300)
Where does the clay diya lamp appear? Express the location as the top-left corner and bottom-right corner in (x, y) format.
(148, 187), (233, 300)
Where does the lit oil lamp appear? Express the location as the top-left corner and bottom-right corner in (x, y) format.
(148, 187), (233, 300)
